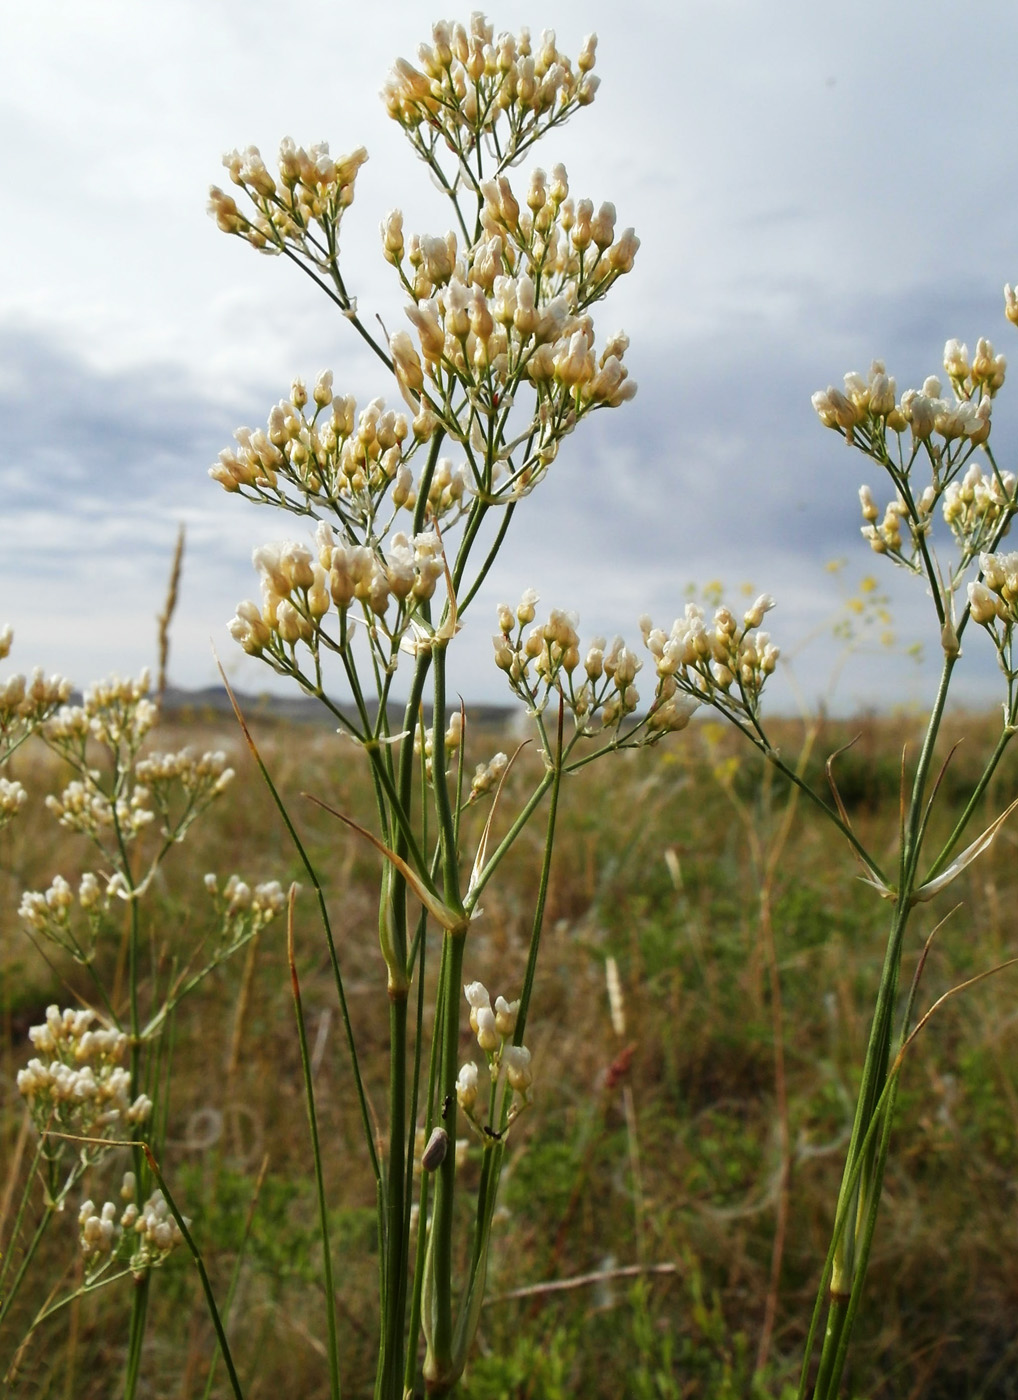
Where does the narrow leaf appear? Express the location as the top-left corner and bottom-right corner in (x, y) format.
(305, 792), (466, 933)
(912, 796), (1018, 903)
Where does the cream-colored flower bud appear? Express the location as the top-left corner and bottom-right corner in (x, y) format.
(1005, 284), (1018, 327)
(497, 602), (515, 635)
(413, 405), (439, 440)
(390, 331), (424, 397)
(313, 370), (333, 408)
(493, 636), (515, 671)
(554, 329), (594, 386)
(517, 588), (539, 625)
(972, 337), (997, 382)
(456, 1061), (479, 1111)
(585, 638), (606, 680)
(207, 186), (243, 233)
(904, 391), (936, 440)
(291, 378), (308, 410)
(464, 981), (491, 1034)
(968, 580), (1001, 624)
(503, 1044), (533, 1093)
(275, 600), (305, 646)
(406, 300), (445, 362)
(607, 228), (639, 274)
(944, 339), (969, 379)
(307, 564), (331, 618)
(474, 1005), (499, 1052)
(494, 996), (519, 1037)
(381, 208), (404, 264)
(868, 373), (895, 417)
(859, 485), (879, 522)
(578, 72), (600, 103)
(743, 594), (776, 629)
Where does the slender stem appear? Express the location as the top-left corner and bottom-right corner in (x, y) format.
(423, 932), (466, 1388)
(810, 653), (957, 1398)
(515, 699), (565, 1044)
(287, 890), (341, 1400)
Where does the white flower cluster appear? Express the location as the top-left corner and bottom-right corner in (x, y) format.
(942, 462), (1016, 552)
(859, 460), (1018, 572)
(0, 774), (26, 830)
(383, 18), (598, 158)
(457, 980), (532, 1142)
(968, 552), (1018, 673)
(384, 166), (637, 499)
(468, 750), (509, 803)
(203, 872), (288, 950)
(638, 598), (779, 720)
(229, 522), (449, 667)
(19, 872), (115, 957)
(0, 627), (73, 763)
(209, 140), (368, 265)
(44, 779), (154, 842)
(492, 591), (708, 736)
(135, 747), (234, 838)
(210, 380), (442, 521)
(414, 710), (463, 783)
(812, 358), (995, 457)
(17, 1006), (151, 1150)
(46, 672), (158, 753)
(79, 1173), (185, 1279)
(813, 328), (1018, 605)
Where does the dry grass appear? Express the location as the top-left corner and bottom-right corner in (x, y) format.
(3, 705), (1018, 1398)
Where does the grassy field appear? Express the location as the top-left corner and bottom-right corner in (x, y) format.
(3, 702), (1018, 1399)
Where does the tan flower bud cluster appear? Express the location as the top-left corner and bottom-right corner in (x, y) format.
(209, 139), (368, 269)
(211, 386), (415, 518)
(388, 200), (637, 474)
(133, 748), (234, 839)
(812, 358), (994, 455)
(383, 19), (598, 160)
(198, 873), (288, 964)
(941, 462), (1017, 554)
(19, 870), (122, 959)
(493, 594), (702, 739)
(126, 1188), (185, 1274)
(639, 597), (779, 721)
(45, 779), (154, 843)
(459, 980), (532, 1139)
(969, 551), (1018, 628)
(81, 1174), (186, 1279)
(0, 636), (73, 760)
(17, 1006), (151, 1152)
(46, 673), (157, 759)
(231, 522), (449, 666)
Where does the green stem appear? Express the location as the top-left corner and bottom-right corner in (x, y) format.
(288, 903), (341, 1400)
(423, 932), (467, 1391)
(516, 698), (565, 1044)
(377, 992), (409, 1400)
(809, 654), (957, 1398)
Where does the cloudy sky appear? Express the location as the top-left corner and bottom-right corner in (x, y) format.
(4, 0), (1018, 714)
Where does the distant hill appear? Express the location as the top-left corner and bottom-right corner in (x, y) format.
(159, 685), (519, 731)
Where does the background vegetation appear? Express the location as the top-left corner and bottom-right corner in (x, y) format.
(3, 698), (1017, 1399)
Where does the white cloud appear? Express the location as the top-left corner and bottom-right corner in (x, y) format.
(3, 2), (1018, 712)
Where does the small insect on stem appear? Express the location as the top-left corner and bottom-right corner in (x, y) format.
(421, 1127), (449, 1172)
